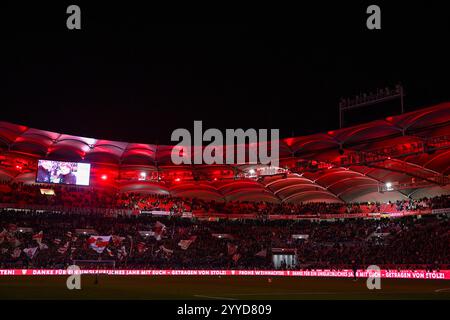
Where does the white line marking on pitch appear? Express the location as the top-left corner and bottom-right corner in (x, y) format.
(434, 288), (450, 293)
(194, 295), (237, 300)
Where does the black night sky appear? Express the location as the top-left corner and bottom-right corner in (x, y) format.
(2, 3), (450, 144)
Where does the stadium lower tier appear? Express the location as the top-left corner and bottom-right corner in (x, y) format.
(0, 210), (448, 271)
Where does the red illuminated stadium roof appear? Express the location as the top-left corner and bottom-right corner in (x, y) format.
(1, 102), (449, 203)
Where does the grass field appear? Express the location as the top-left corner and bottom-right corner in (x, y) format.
(0, 276), (449, 300)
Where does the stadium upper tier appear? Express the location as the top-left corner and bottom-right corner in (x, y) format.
(0, 102), (449, 203)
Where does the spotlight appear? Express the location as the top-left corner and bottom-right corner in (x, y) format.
(139, 172), (147, 180)
(101, 174), (108, 181)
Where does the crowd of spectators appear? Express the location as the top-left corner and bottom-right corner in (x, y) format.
(0, 209), (448, 271)
(0, 181), (448, 217)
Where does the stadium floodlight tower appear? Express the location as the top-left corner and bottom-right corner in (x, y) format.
(339, 83), (405, 128)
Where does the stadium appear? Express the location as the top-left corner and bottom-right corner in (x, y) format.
(0, 102), (449, 299)
(2, 5), (450, 305)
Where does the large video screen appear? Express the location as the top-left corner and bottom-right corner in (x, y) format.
(36, 160), (91, 186)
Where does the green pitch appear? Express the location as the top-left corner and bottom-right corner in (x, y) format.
(0, 276), (449, 300)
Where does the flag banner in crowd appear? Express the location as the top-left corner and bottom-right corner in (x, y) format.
(17, 227), (33, 233)
(0, 248), (8, 254)
(2, 269), (448, 280)
(136, 242), (147, 254)
(57, 242), (70, 254)
(23, 247), (38, 259)
(232, 253), (241, 263)
(32, 231), (43, 243)
(291, 234), (309, 240)
(155, 221), (166, 229)
(53, 238), (61, 245)
(8, 224), (17, 232)
(153, 221), (166, 241)
(0, 229), (6, 244)
(87, 236), (111, 253)
(39, 243), (49, 250)
(75, 229), (98, 235)
(227, 243), (238, 255)
(10, 248), (21, 258)
(106, 248), (114, 257)
(255, 249), (267, 257)
(178, 236), (197, 250)
(117, 246), (127, 260)
(0, 268), (450, 280)
(160, 245), (174, 255)
(112, 235), (125, 246)
(66, 231), (72, 238)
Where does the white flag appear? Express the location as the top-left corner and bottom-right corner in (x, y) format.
(23, 247), (38, 259)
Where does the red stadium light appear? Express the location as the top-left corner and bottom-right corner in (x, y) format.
(174, 177), (181, 182)
(101, 174), (108, 181)
(386, 116), (394, 122)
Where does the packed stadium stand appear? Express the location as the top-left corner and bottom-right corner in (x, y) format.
(0, 103), (449, 271)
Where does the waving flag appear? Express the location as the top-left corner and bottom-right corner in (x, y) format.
(178, 236), (197, 250)
(39, 243), (49, 250)
(160, 245), (173, 255)
(136, 242), (147, 254)
(227, 243), (238, 255)
(32, 231), (43, 244)
(112, 235), (125, 247)
(117, 246), (127, 260)
(11, 248), (21, 258)
(255, 249), (267, 257)
(58, 242), (70, 254)
(23, 247), (38, 259)
(0, 229), (6, 244)
(88, 236), (111, 253)
(153, 221), (166, 241)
